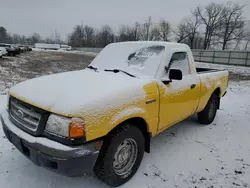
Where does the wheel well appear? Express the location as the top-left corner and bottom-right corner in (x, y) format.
(213, 88), (221, 97)
(109, 117), (151, 153)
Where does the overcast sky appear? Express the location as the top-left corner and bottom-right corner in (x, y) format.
(0, 0), (249, 40)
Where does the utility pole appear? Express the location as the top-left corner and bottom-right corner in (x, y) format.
(146, 16), (152, 41)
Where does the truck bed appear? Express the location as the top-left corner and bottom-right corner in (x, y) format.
(196, 67), (225, 74)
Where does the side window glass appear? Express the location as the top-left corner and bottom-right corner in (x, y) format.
(169, 52), (190, 76)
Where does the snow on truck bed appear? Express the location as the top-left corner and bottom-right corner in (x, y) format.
(1, 80), (250, 188)
(196, 62), (250, 77)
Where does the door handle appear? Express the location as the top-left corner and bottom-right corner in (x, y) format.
(190, 84), (196, 89)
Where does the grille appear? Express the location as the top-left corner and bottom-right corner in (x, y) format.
(9, 97), (42, 131)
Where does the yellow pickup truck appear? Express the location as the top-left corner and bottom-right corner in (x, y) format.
(1, 42), (228, 186)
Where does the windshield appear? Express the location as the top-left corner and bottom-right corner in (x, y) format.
(89, 43), (165, 78)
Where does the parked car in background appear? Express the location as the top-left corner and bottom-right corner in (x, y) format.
(0, 50), (3, 58)
(0, 44), (18, 56)
(0, 47), (8, 56)
(13, 46), (21, 54)
(18, 45), (26, 52)
(18, 45), (32, 52)
(60, 44), (72, 51)
(1, 41), (229, 186)
(27, 46), (32, 51)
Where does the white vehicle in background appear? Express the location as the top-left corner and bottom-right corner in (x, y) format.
(34, 43), (61, 50)
(60, 44), (72, 51)
(0, 47), (8, 56)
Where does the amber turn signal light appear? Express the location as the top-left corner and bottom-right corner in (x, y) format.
(69, 118), (85, 138)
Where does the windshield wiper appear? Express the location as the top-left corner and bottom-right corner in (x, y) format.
(104, 69), (136, 78)
(87, 66), (98, 72)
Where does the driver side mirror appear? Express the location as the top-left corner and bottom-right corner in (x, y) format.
(169, 69), (182, 80)
(162, 69), (183, 85)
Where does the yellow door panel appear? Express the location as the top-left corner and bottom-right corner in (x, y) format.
(158, 75), (200, 132)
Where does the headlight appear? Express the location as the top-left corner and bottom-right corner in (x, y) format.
(45, 114), (85, 138)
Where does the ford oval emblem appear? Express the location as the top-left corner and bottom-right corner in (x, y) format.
(17, 109), (24, 118)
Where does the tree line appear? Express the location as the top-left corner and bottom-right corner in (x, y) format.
(0, 28), (65, 46)
(0, 1), (249, 50)
(67, 2), (250, 50)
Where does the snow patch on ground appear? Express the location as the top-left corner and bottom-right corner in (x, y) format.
(32, 48), (98, 57)
(0, 95), (7, 112)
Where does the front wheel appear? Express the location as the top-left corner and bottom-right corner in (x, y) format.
(198, 94), (218, 125)
(94, 125), (145, 187)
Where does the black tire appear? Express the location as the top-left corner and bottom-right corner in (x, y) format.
(94, 124), (145, 187)
(198, 94), (218, 125)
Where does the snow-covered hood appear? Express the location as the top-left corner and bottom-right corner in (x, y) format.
(9, 69), (148, 117)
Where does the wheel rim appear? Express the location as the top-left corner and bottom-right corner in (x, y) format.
(208, 100), (215, 119)
(113, 138), (138, 176)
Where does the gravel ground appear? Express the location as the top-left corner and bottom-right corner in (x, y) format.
(0, 51), (93, 94)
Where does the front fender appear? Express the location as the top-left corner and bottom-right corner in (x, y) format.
(108, 107), (146, 130)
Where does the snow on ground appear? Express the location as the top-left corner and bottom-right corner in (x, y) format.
(1, 52), (250, 187)
(32, 48), (98, 57)
(0, 51), (92, 95)
(0, 81), (250, 188)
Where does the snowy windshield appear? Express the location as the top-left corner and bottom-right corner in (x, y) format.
(89, 43), (165, 78)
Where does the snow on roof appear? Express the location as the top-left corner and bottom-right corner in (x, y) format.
(115, 41), (189, 48)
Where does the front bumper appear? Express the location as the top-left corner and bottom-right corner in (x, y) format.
(1, 110), (100, 177)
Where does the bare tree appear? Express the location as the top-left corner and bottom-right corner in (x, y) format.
(173, 24), (190, 43)
(96, 25), (114, 47)
(0, 26), (8, 42)
(84, 25), (95, 47)
(175, 9), (201, 48)
(196, 3), (224, 49)
(150, 26), (161, 41)
(68, 25), (85, 47)
(217, 2), (245, 50)
(118, 23), (140, 42)
(233, 29), (246, 50)
(150, 19), (171, 41)
(28, 33), (42, 44)
(188, 9), (201, 48)
(158, 20), (171, 41)
(174, 9), (201, 49)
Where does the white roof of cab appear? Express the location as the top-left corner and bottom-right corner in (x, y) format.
(115, 41), (190, 49)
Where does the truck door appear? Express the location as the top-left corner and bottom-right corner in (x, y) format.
(158, 52), (200, 132)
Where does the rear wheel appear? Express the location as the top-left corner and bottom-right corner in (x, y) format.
(94, 124), (145, 187)
(198, 94), (218, 125)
